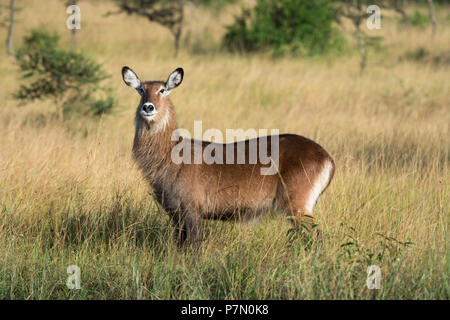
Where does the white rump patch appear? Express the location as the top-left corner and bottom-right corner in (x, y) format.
(305, 161), (333, 213)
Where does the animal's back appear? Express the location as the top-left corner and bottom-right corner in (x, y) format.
(165, 134), (334, 221)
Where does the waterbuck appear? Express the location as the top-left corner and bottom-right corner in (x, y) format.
(122, 66), (335, 246)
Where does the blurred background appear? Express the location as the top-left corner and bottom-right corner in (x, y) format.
(0, 0), (448, 299)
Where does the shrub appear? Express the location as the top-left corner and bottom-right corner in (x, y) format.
(408, 10), (429, 28)
(223, 0), (344, 56)
(15, 29), (115, 121)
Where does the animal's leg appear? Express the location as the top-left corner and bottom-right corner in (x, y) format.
(277, 158), (334, 238)
(171, 210), (203, 247)
(183, 211), (203, 246)
(170, 211), (185, 246)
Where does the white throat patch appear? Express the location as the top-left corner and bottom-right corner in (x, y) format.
(152, 109), (170, 133)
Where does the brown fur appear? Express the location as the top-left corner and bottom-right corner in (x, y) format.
(128, 73), (335, 246)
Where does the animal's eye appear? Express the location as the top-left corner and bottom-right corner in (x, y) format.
(159, 88), (165, 94)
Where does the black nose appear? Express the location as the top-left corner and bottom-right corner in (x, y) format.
(142, 104), (154, 113)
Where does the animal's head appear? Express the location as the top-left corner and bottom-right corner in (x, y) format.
(121, 66), (183, 130)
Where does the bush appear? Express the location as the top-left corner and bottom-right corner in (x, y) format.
(15, 29), (115, 121)
(408, 10), (429, 28)
(223, 0), (344, 56)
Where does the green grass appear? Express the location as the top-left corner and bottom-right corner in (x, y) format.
(0, 164), (447, 299)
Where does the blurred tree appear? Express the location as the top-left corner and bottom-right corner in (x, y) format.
(426, 0), (437, 37)
(110, 0), (184, 57)
(390, 0), (409, 21)
(407, 9), (429, 27)
(63, 0), (79, 48)
(6, 0), (17, 56)
(337, 0), (385, 74)
(0, 3), (3, 26)
(223, 0), (344, 56)
(15, 29), (115, 122)
(337, 0), (440, 72)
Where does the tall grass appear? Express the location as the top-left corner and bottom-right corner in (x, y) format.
(0, 0), (448, 299)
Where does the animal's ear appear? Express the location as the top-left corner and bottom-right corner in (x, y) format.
(165, 67), (184, 93)
(122, 66), (142, 93)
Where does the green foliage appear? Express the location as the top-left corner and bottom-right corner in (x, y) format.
(405, 46), (430, 61)
(112, 0), (184, 56)
(223, 0), (345, 56)
(15, 29), (115, 120)
(340, 225), (414, 265)
(193, 0), (237, 10)
(88, 95), (115, 117)
(408, 9), (429, 27)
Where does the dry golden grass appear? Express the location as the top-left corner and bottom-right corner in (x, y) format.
(0, 0), (448, 299)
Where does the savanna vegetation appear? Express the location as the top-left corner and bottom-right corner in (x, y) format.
(0, 0), (448, 299)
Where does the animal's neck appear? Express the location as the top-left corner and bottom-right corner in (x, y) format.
(132, 108), (178, 182)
